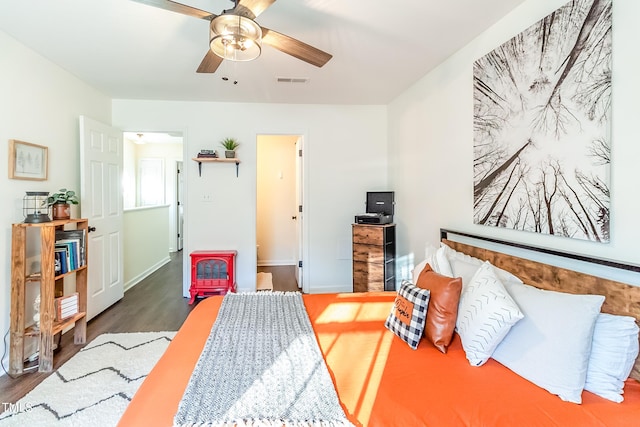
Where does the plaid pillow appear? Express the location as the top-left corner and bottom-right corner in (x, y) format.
(385, 280), (431, 349)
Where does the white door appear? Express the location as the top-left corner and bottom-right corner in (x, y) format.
(79, 116), (124, 320)
(295, 137), (303, 290)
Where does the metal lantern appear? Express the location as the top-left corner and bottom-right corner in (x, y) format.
(23, 191), (51, 223)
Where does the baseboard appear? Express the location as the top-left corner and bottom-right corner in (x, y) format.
(124, 256), (171, 292)
(307, 284), (353, 294)
(257, 259), (296, 267)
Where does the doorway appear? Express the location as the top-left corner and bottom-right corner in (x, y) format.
(256, 135), (302, 291)
(122, 131), (184, 252)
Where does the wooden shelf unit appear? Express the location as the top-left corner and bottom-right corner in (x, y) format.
(352, 223), (396, 292)
(10, 218), (88, 375)
(192, 157), (241, 177)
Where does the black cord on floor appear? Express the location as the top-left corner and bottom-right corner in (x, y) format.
(2, 328), (18, 379)
(1, 328), (65, 380)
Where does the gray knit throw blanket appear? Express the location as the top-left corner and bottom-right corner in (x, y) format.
(174, 292), (353, 427)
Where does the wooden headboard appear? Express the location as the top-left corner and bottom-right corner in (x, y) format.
(439, 229), (640, 382)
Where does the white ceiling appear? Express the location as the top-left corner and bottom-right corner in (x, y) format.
(123, 131), (183, 144)
(0, 0), (527, 105)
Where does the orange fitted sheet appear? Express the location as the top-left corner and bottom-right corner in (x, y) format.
(118, 292), (640, 427)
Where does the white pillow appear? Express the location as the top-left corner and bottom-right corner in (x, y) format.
(456, 261), (524, 366)
(492, 282), (605, 404)
(448, 256), (481, 288)
(584, 313), (640, 402)
(435, 247), (453, 277)
(439, 243), (523, 287)
(412, 245), (453, 283)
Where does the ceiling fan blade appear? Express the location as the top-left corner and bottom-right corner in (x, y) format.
(196, 50), (224, 73)
(131, 0), (216, 20)
(236, 0), (276, 19)
(261, 28), (332, 68)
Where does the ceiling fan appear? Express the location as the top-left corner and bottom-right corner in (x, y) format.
(132, 0), (333, 73)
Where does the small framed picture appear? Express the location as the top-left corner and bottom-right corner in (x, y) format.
(8, 139), (48, 181)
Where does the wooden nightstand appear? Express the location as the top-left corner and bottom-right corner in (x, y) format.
(352, 224), (396, 292)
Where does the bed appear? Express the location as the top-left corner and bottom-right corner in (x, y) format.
(118, 230), (640, 426)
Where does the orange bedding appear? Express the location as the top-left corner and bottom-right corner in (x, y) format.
(118, 292), (640, 426)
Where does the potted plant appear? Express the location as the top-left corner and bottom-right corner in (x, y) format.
(220, 137), (240, 158)
(46, 188), (79, 220)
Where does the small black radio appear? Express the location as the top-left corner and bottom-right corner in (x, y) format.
(354, 191), (394, 224)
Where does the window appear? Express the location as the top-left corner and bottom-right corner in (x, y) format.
(138, 158), (165, 206)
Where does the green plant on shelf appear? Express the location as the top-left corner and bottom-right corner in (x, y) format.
(46, 188), (79, 206)
(220, 137), (240, 151)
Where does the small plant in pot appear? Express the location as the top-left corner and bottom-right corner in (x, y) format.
(220, 137), (240, 158)
(46, 188), (79, 220)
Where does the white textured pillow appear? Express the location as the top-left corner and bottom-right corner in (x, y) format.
(440, 243), (523, 287)
(456, 261), (523, 366)
(492, 282), (605, 403)
(584, 313), (640, 402)
(412, 245), (453, 283)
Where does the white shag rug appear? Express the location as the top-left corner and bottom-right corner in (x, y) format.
(0, 331), (175, 427)
(256, 272), (274, 291)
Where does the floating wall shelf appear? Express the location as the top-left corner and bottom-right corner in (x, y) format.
(192, 157), (240, 177)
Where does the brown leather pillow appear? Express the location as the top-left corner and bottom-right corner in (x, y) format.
(415, 263), (463, 353)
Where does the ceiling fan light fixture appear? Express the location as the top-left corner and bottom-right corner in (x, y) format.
(210, 14), (262, 61)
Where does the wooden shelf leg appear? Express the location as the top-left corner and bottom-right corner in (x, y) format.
(74, 273), (87, 344)
(38, 225), (56, 372)
(8, 331), (24, 376)
(9, 224), (26, 376)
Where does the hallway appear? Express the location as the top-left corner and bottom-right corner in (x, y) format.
(257, 265), (300, 292)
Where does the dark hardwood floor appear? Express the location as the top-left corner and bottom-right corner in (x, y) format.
(258, 265), (300, 292)
(0, 257), (301, 406)
(0, 251), (194, 405)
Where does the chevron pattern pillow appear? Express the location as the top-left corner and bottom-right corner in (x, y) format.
(385, 280), (431, 350)
(456, 261), (524, 366)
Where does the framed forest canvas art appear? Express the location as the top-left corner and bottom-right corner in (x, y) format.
(473, 0), (611, 242)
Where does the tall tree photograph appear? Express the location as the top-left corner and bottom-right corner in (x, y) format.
(473, 0), (612, 242)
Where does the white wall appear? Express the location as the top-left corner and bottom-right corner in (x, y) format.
(112, 101), (387, 294)
(257, 135), (298, 266)
(388, 0), (640, 284)
(123, 206), (171, 290)
(0, 30), (111, 372)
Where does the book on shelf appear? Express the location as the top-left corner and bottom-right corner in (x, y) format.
(54, 247), (69, 274)
(197, 149), (218, 158)
(54, 250), (62, 274)
(54, 293), (79, 321)
(56, 239), (79, 270)
(55, 229), (86, 267)
(55, 243), (72, 272)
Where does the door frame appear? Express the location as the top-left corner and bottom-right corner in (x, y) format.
(176, 160), (184, 251)
(295, 136), (303, 289)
